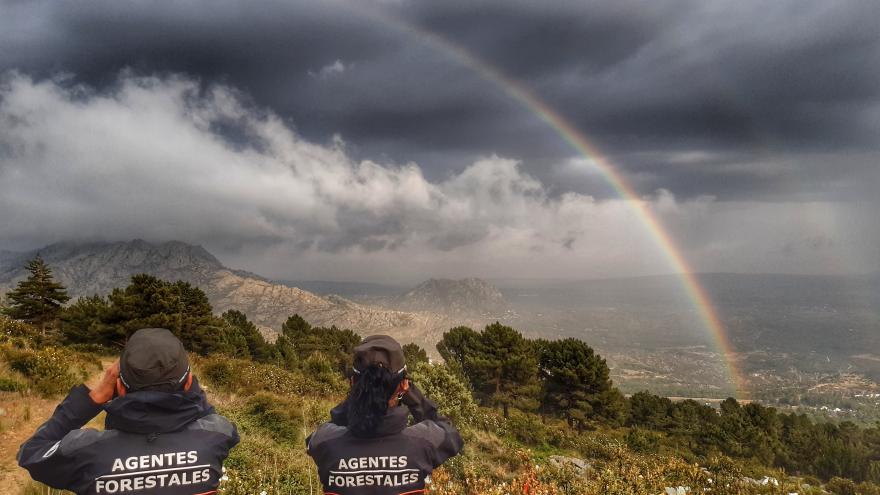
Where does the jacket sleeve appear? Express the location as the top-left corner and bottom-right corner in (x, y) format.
(17, 384), (103, 489)
(402, 384), (444, 423)
(403, 385), (464, 468)
(426, 418), (463, 467)
(196, 413), (240, 460)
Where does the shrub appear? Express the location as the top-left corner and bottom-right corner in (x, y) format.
(303, 351), (336, 382)
(243, 393), (302, 441)
(0, 315), (45, 347)
(826, 477), (857, 495)
(409, 362), (478, 427)
(201, 359), (236, 388)
(0, 375), (26, 392)
(1, 346), (90, 396)
(505, 410), (552, 446)
(196, 356), (347, 398)
(626, 427), (662, 453)
(219, 436), (319, 494)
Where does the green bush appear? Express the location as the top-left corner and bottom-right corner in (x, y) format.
(302, 351), (336, 383)
(409, 362), (478, 426)
(505, 410), (552, 446)
(0, 316), (46, 348)
(243, 393), (302, 441)
(201, 359), (236, 388)
(626, 427), (662, 453)
(196, 355), (346, 398)
(826, 477), (857, 495)
(219, 436), (319, 494)
(0, 375), (26, 392)
(1, 346), (88, 396)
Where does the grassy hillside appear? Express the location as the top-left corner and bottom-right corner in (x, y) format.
(3, 316), (874, 495)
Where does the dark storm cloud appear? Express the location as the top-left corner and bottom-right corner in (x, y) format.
(3, 0), (878, 201)
(400, 0), (880, 200)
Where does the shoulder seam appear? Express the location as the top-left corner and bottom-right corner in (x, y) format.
(59, 428), (117, 457)
(189, 414), (236, 438)
(403, 420), (445, 448)
(308, 423), (348, 451)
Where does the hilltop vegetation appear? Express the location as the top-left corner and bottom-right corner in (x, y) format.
(2, 262), (880, 494)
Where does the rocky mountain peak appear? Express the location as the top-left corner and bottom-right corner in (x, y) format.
(395, 277), (508, 316)
(0, 240), (224, 297)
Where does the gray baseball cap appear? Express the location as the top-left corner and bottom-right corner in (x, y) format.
(119, 328), (190, 392)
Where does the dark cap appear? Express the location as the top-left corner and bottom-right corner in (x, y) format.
(119, 328), (190, 392)
(353, 335), (406, 375)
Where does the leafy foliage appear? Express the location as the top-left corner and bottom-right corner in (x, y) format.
(626, 392), (880, 484)
(0, 345), (97, 396)
(409, 362), (478, 426)
(220, 310), (277, 361)
(275, 315), (360, 372)
(59, 275), (263, 358)
(403, 342), (429, 367)
(198, 355), (347, 397)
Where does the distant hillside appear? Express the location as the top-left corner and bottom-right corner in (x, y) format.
(0, 240), (453, 347)
(394, 278), (509, 317)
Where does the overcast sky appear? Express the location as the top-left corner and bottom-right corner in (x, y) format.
(0, 0), (878, 282)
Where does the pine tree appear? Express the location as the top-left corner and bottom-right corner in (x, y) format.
(539, 337), (620, 429)
(438, 322), (540, 417)
(2, 255), (70, 334)
(402, 342), (429, 367)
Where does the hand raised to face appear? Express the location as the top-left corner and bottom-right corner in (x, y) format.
(88, 360), (120, 405)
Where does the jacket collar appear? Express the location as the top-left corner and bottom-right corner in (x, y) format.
(359, 405), (409, 438)
(103, 376), (214, 435)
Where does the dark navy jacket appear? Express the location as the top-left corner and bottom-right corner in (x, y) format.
(18, 378), (239, 495)
(307, 385), (463, 495)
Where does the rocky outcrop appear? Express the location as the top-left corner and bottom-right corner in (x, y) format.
(205, 270), (453, 344)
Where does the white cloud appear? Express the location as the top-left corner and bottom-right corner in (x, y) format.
(0, 72), (876, 281)
(308, 59), (348, 79)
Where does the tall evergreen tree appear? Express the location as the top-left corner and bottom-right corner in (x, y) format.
(438, 322), (540, 417)
(539, 337), (622, 428)
(2, 256), (70, 334)
(436, 325), (481, 382)
(221, 309), (276, 361)
(402, 342), (429, 367)
(279, 314), (360, 371)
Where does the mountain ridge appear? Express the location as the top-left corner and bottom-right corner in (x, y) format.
(0, 240), (456, 348)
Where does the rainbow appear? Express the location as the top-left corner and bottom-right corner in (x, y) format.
(343, 4), (744, 397)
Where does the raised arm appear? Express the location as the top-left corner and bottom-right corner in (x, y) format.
(17, 361), (117, 489)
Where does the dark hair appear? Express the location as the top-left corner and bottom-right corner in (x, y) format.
(348, 364), (405, 437)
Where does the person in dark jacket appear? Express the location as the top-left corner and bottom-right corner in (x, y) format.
(18, 328), (239, 495)
(307, 335), (463, 495)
